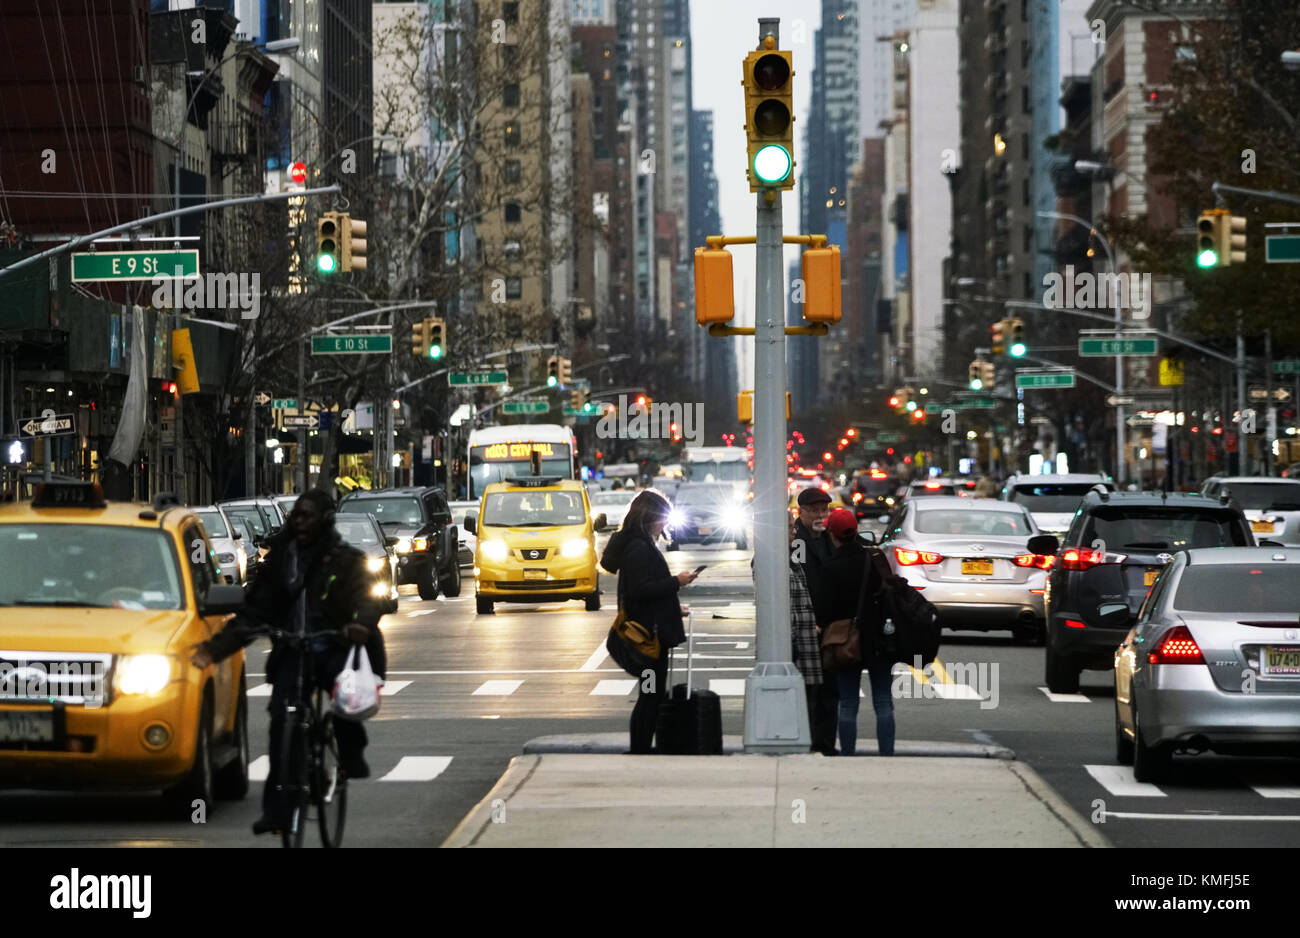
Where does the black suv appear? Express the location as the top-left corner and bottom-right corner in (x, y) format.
(338, 487), (460, 600)
(1031, 486), (1255, 693)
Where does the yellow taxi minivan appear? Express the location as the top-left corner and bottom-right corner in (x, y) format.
(0, 482), (249, 815)
(467, 476), (607, 614)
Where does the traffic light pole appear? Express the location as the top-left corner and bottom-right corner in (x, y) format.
(743, 17), (810, 755)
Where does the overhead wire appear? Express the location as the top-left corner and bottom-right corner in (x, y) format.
(33, 4), (95, 238)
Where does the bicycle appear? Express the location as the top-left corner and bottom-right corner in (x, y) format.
(265, 626), (348, 849)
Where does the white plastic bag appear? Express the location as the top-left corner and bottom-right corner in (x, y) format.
(332, 645), (383, 721)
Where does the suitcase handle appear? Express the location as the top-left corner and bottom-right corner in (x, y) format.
(667, 610), (695, 695)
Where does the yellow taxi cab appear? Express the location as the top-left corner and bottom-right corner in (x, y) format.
(0, 481), (249, 815)
(467, 476), (607, 615)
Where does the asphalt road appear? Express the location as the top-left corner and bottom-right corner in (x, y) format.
(3, 538), (1298, 848)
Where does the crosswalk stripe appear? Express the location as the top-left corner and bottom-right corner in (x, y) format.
(378, 756), (453, 782)
(578, 642), (608, 672)
(249, 755), (269, 782)
(1246, 781), (1300, 798)
(1038, 687), (1090, 703)
(472, 679), (524, 696)
(380, 680), (411, 696)
(708, 679), (746, 696)
(1085, 764), (1167, 797)
(928, 684), (984, 700)
(591, 679), (637, 695)
(248, 683), (272, 697)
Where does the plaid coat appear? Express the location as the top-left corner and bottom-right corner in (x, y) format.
(790, 563), (823, 685)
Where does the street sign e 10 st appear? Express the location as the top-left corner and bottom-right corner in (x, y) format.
(1016, 372), (1076, 389)
(71, 250), (199, 282)
(272, 398), (298, 410)
(1079, 337), (1158, 356)
(311, 334), (392, 355)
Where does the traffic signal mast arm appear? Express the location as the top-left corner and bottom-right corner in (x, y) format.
(695, 233), (837, 335)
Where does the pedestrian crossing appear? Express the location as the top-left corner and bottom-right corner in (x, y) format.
(1085, 764), (1300, 800)
(248, 754), (454, 783)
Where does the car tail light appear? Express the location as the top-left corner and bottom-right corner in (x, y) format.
(924, 482), (941, 490)
(895, 547), (943, 566)
(1013, 553), (1055, 570)
(1148, 626), (1205, 665)
(1060, 548), (1102, 570)
(852, 492), (863, 503)
(1065, 619), (1087, 629)
(870, 470), (888, 479)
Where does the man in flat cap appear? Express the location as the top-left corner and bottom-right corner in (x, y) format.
(791, 486), (838, 754)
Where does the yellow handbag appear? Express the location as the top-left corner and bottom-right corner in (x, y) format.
(611, 605), (661, 659)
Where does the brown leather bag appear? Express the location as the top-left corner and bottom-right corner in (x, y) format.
(820, 617), (862, 672)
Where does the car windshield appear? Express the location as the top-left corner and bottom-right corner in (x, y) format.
(342, 497), (423, 526)
(1175, 566), (1300, 613)
(591, 492), (635, 506)
(676, 485), (737, 506)
(1009, 484), (1095, 513)
(1084, 508), (1248, 550)
(856, 479), (894, 496)
(334, 518), (381, 547)
(0, 524), (183, 609)
(223, 506), (267, 537)
(195, 509), (229, 538)
(1222, 483), (1300, 511)
(914, 509), (1031, 536)
(483, 490), (587, 526)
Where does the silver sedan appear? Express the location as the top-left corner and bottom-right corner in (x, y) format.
(1114, 547), (1300, 782)
(880, 496), (1048, 643)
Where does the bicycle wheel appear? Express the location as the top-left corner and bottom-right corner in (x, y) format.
(314, 691), (348, 848)
(278, 710), (309, 849)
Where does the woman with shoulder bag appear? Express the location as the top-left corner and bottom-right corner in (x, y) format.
(599, 490), (700, 753)
(815, 509), (896, 756)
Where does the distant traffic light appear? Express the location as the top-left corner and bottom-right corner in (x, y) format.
(427, 318), (445, 359)
(743, 37), (795, 190)
(1196, 210), (1220, 268)
(1008, 318), (1027, 357)
(317, 212), (340, 273)
(1196, 209), (1246, 268)
(558, 357), (572, 385)
(340, 214), (367, 272)
(911, 408), (926, 423)
(738, 390), (753, 424)
(570, 389), (582, 409)
(546, 355), (559, 387)
(990, 320), (1006, 356)
(980, 361), (995, 388)
(410, 318), (430, 358)
(968, 361), (982, 390)
(1226, 214), (1247, 265)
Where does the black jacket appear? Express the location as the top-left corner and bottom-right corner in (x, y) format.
(204, 526), (387, 679)
(601, 527), (685, 652)
(792, 518), (833, 597)
(814, 539), (890, 665)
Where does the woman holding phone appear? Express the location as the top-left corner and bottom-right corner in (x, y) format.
(599, 490), (700, 753)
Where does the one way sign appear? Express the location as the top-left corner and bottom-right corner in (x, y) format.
(20, 412), (75, 437)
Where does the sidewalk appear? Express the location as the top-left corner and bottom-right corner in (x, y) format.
(442, 739), (1110, 848)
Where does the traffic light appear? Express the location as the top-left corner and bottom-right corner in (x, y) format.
(990, 319), (1006, 356)
(570, 389), (582, 410)
(743, 38), (795, 191)
(340, 215), (367, 272)
(427, 318), (445, 359)
(801, 244), (842, 323)
(317, 211), (340, 273)
(695, 246), (735, 324)
(738, 390), (753, 424)
(1008, 318), (1026, 357)
(890, 388), (909, 413)
(969, 361), (982, 390)
(546, 355), (559, 387)
(1196, 210), (1221, 268)
(410, 318), (430, 357)
(911, 407), (927, 423)
(558, 357), (572, 385)
(580, 389), (594, 413)
(1226, 214), (1247, 265)
(980, 361), (995, 388)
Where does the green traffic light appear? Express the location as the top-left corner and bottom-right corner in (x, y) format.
(547, 376), (557, 387)
(1009, 342), (1027, 357)
(317, 254), (336, 273)
(969, 379), (982, 391)
(905, 400), (917, 412)
(1196, 249), (1219, 268)
(753, 144), (792, 184)
(429, 345), (443, 359)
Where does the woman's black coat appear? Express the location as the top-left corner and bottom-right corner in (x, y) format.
(600, 527), (685, 652)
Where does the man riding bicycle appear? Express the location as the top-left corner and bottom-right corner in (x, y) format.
(190, 489), (386, 836)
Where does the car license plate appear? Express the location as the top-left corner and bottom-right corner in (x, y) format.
(961, 559), (993, 576)
(1251, 520), (1275, 534)
(698, 526), (713, 535)
(0, 709), (55, 743)
(523, 569), (547, 581)
(1262, 646), (1300, 676)
(1144, 569), (1159, 586)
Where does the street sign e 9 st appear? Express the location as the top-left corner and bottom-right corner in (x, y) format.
(71, 250), (199, 282)
(1015, 372), (1076, 389)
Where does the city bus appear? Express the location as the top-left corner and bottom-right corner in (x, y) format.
(682, 446), (751, 498)
(466, 424), (578, 499)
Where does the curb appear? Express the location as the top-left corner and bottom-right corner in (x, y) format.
(441, 754), (541, 848)
(521, 733), (1016, 759)
(1005, 760), (1112, 848)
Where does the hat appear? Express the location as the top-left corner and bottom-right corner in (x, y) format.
(796, 486), (832, 507)
(825, 508), (858, 540)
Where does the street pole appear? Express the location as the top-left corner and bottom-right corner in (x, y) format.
(297, 338), (307, 493)
(1237, 315), (1248, 476)
(742, 17), (810, 755)
(1113, 262), (1125, 485)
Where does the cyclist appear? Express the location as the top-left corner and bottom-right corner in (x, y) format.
(189, 489), (386, 836)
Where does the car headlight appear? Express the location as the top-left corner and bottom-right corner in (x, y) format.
(366, 557), (386, 572)
(412, 536), (429, 552)
(217, 552), (235, 565)
(561, 538), (590, 558)
(117, 655), (173, 695)
(721, 507), (748, 530)
(370, 581), (389, 597)
(395, 537), (413, 554)
(668, 509), (685, 528)
(480, 540), (509, 561)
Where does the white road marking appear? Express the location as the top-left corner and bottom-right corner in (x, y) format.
(379, 756), (453, 782)
(249, 755), (270, 782)
(591, 679), (637, 695)
(1038, 687), (1091, 703)
(1246, 781), (1300, 799)
(406, 609), (436, 617)
(1101, 811), (1300, 821)
(578, 642), (608, 671)
(709, 679), (746, 696)
(472, 679), (524, 696)
(1084, 765), (1167, 798)
(929, 684), (984, 700)
(248, 683), (272, 697)
(379, 680), (411, 696)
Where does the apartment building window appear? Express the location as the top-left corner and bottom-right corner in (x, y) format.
(1023, 225), (1032, 254)
(503, 82), (520, 107)
(1022, 86), (1031, 114)
(503, 2), (519, 24)
(504, 123), (521, 147)
(505, 202), (522, 224)
(504, 159), (521, 184)
(1022, 134), (1029, 160)
(505, 277), (522, 299)
(501, 44), (518, 71)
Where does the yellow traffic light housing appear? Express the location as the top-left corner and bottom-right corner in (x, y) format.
(1196, 210), (1221, 268)
(558, 357), (572, 385)
(340, 214), (367, 272)
(968, 360), (982, 390)
(738, 390), (753, 424)
(743, 39), (795, 191)
(801, 244), (842, 323)
(1226, 214), (1246, 266)
(980, 361), (995, 387)
(427, 318), (445, 359)
(410, 318), (430, 357)
(317, 211), (340, 274)
(694, 246), (735, 324)
(1007, 318), (1026, 357)
(990, 320), (1006, 356)
(570, 389), (582, 409)
(546, 355), (560, 387)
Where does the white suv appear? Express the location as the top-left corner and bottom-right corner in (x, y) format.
(1000, 473), (1114, 537)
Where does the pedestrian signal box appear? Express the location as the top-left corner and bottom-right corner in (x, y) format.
(694, 246), (735, 324)
(801, 244), (841, 323)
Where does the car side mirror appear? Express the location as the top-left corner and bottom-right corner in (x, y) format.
(1027, 534), (1060, 556)
(200, 583), (244, 616)
(231, 531), (242, 540)
(593, 513), (608, 532)
(384, 535), (399, 547)
(1096, 602), (1131, 630)
(859, 530), (877, 545)
(464, 515), (477, 535)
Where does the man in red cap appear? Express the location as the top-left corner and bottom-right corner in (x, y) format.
(791, 486), (837, 753)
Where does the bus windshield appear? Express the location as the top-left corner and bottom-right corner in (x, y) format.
(468, 440), (573, 498)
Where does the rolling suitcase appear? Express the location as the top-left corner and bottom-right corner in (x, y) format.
(655, 612), (723, 754)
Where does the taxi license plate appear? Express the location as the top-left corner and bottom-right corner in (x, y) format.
(1262, 646), (1300, 676)
(523, 569), (548, 581)
(0, 709), (55, 743)
(961, 559), (993, 576)
(1144, 569), (1159, 586)
(698, 526), (713, 535)
(1251, 520), (1275, 534)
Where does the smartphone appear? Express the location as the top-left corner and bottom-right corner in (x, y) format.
(693, 564), (708, 573)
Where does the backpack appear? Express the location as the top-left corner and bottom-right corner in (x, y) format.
(862, 548), (941, 667)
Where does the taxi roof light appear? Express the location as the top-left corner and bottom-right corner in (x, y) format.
(32, 480), (107, 508)
(503, 476), (564, 488)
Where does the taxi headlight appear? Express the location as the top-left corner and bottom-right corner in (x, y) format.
(366, 557), (386, 572)
(117, 655), (173, 696)
(395, 537), (413, 554)
(480, 540), (509, 561)
(370, 582), (389, 597)
(561, 538), (590, 558)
